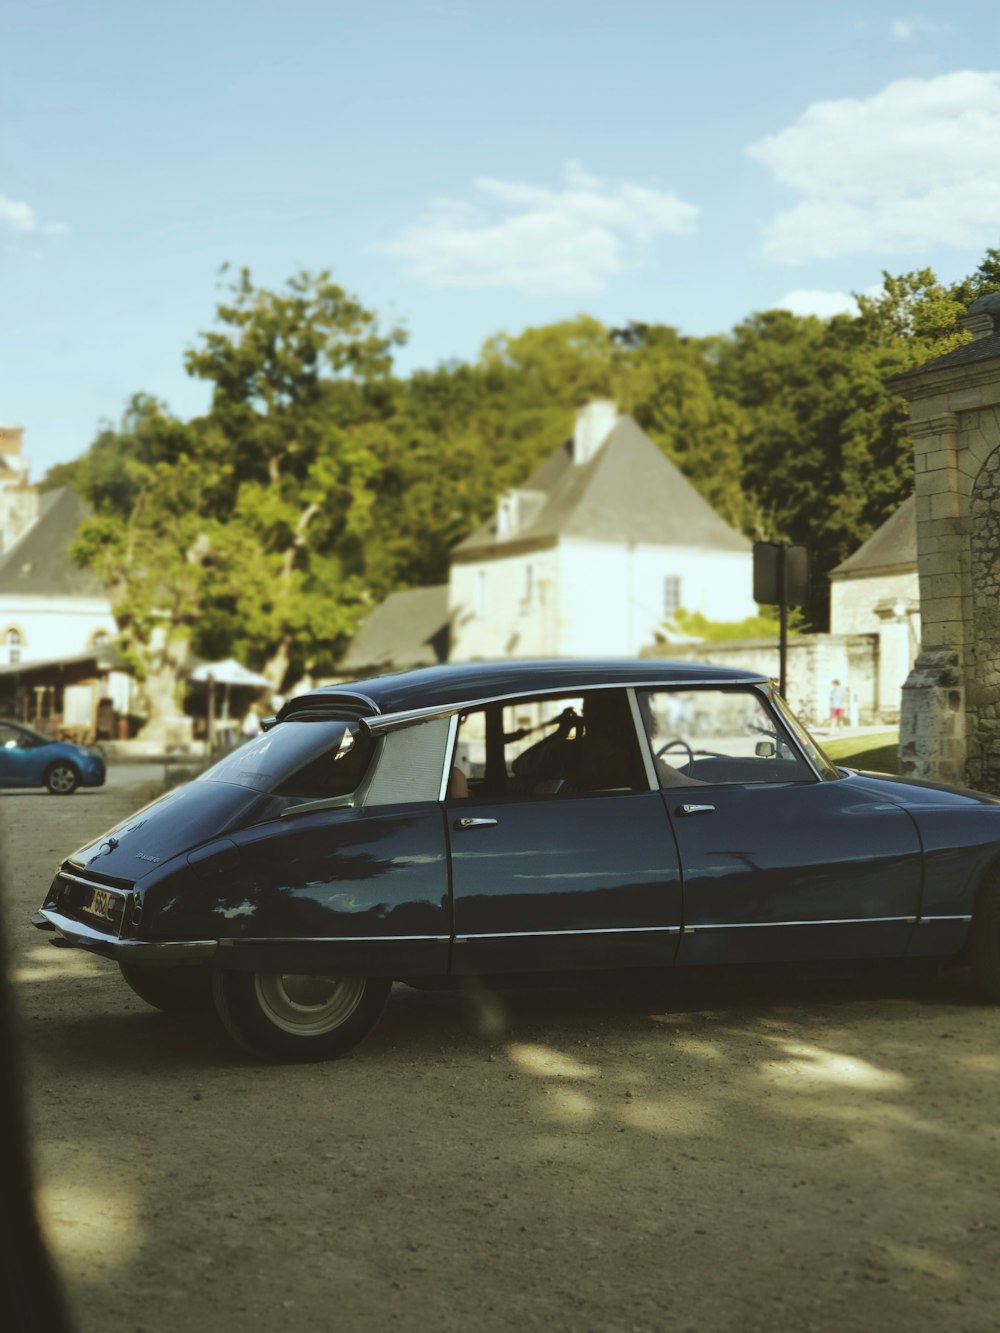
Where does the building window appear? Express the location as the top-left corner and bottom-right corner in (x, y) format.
(93, 630), (111, 650)
(4, 629), (22, 665)
(663, 576), (682, 617)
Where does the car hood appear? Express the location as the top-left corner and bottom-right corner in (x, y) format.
(68, 779), (266, 882)
(844, 769), (1000, 808)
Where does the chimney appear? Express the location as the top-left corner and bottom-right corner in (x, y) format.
(0, 424), (25, 458)
(959, 293), (1000, 341)
(573, 400), (618, 466)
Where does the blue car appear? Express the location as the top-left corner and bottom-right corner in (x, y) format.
(0, 718), (106, 794)
(31, 659), (1000, 1062)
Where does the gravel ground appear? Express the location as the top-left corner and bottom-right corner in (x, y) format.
(3, 780), (1000, 1332)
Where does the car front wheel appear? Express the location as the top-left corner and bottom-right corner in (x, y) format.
(211, 970), (392, 1062)
(45, 762), (79, 795)
(119, 961), (215, 1015)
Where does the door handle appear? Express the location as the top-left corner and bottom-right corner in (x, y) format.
(454, 817), (499, 830)
(677, 804), (716, 816)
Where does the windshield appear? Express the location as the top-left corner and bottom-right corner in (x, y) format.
(199, 718), (375, 799)
(770, 692), (841, 781)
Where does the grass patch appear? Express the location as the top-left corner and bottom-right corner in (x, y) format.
(821, 730), (899, 775)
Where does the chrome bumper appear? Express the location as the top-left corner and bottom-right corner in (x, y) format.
(33, 909), (218, 963)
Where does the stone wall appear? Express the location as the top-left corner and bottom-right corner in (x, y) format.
(644, 632), (879, 727)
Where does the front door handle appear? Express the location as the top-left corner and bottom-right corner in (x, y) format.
(455, 817), (499, 831)
(677, 804), (716, 816)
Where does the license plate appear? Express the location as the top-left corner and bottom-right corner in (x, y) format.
(76, 884), (127, 932)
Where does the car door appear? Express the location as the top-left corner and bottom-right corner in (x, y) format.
(446, 691), (683, 975)
(637, 687), (923, 965)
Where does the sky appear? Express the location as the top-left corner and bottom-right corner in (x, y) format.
(3, 0), (1000, 478)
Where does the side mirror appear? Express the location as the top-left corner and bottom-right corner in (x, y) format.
(755, 740), (776, 759)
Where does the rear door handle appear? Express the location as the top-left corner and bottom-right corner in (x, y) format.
(454, 817), (499, 830)
(677, 804), (716, 816)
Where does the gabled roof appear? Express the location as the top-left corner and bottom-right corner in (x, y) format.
(339, 584), (450, 675)
(0, 488), (105, 596)
(829, 495), (916, 579)
(452, 415), (750, 559)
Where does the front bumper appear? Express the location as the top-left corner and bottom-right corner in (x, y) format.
(33, 908), (217, 963)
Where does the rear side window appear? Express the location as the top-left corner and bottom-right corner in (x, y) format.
(201, 719), (374, 799)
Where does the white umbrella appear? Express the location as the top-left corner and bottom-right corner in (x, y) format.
(190, 658), (271, 688)
(190, 658), (271, 738)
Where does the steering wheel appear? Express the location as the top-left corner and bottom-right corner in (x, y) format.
(655, 737), (695, 767)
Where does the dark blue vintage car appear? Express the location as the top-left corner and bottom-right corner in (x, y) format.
(1, 719), (106, 794)
(33, 660), (1000, 1061)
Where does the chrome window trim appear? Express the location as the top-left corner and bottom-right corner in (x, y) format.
(917, 914), (972, 924)
(626, 687), (659, 792)
(360, 676), (769, 737)
(439, 714), (460, 802)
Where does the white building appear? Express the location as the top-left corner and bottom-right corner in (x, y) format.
(448, 402), (755, 661)
(0, 428), (132, 733)
(829, 495), (919, 719)
(343, 402), (756, 674)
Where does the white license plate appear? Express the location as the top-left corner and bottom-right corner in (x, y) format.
(84, 887), (123, 925)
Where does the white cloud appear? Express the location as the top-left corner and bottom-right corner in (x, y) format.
(747, 70), (1000, 263)
(0, 192), (68, 237)
(775, 289), (860, 318)
(773, 284), (886, 318)
(382, 162), (698, 295)
(0, 194), (38, 232)
(890, 16), (947, 40)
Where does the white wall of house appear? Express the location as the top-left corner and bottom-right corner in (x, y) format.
(0, 596), (118, 665)
(449, 539), (755, 661)
(830, 569), (920, 635)
(449, 548), (561, 660)
(557, 540), (755, 658)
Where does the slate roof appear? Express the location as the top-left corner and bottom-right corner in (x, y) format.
(829, 495), (916, 578)
(891, 330), (1000, 381)
(452, 415), (750, 559)
(0, 487), (105, 596)
(339, 584), (450, 675)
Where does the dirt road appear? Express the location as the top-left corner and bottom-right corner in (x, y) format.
(3, 779), (1000, 1332)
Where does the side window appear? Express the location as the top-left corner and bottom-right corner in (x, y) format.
(451, 691), (646, 800)
(638, 689), (815, 788)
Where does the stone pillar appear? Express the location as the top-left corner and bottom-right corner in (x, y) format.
(896, 295), (1000, 788)
(874, 600), (914, 724)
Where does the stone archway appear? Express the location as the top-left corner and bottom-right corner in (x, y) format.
(895, 295), (1000, 788)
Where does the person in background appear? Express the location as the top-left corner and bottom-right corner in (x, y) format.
(241, 705), (261, 740)
(829, 679), (848, 729)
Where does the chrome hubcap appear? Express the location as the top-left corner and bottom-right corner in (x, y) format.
(254, 974), (365, 1035)
(49, 767), (75, 793)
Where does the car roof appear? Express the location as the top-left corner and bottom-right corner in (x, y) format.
(281, 658), (769, 721)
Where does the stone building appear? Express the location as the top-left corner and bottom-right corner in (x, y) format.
(895, 293), (1000, 789)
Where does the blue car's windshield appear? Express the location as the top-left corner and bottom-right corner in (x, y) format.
(199, 718), (375, 800)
